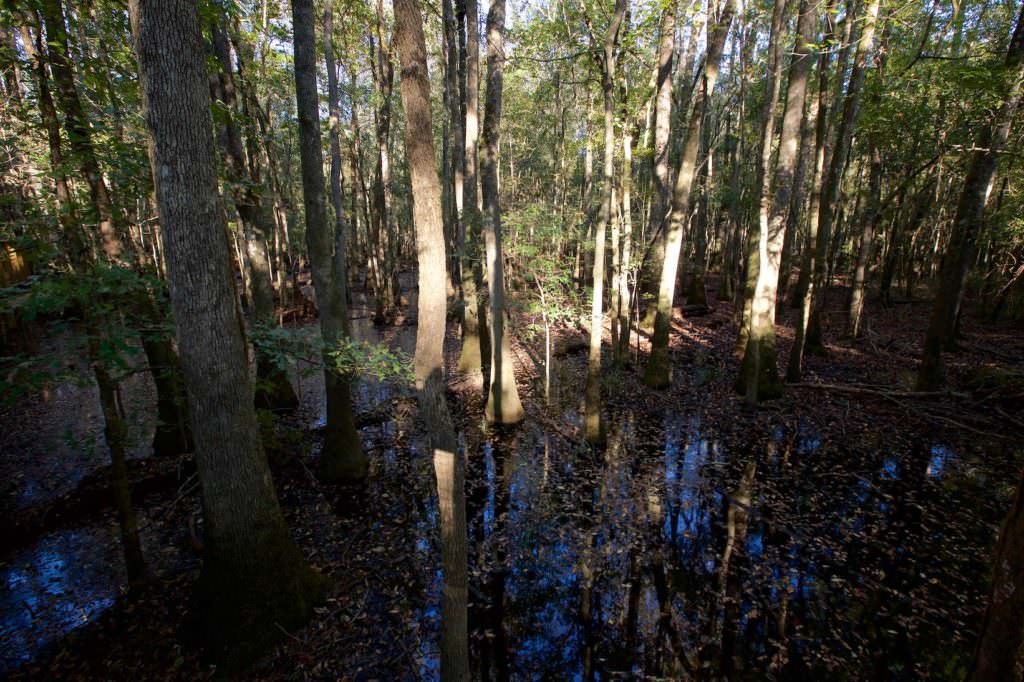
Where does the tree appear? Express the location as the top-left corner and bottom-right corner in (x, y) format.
(393, 0), (469, 675)
(790, 0), (881, 377)
(292, 0), (368, 483)
(971, 468), (1024, 680)
(736, 0), (817, 401)
(645, 0), (737, 389)
(481, 0), (524, 425)
(917, 2), (1024, 391)
(129, 0), (324, 660)
(208, 13), (297, 412)
(582, 0), (627, 443)
(456, 0), (487, 384)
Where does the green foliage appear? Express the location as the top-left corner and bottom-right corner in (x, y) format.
(250, 321), (414, 386)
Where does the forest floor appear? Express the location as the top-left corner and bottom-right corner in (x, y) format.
(2, 273), (1023, 680)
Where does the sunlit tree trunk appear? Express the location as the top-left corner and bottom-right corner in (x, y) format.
(457, 0), (487, 384)
(481, 0), (524, 425)
(736, 0), (816, 401)
(787, 0), (837, 381)
(917, 3), (1023, 391)
(293, 0), (367, 483)
(130, 0), (324, 659)
(736, 0), (789, 357)
(393, 0), (469, 676)
(644, 0), (736, 389)
(643, 4), (675, 308)
(795, 0), (880, 369)
(583, 0), (627, 443)
(617, 124), (634, 362)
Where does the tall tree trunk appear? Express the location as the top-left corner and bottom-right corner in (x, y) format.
(786, 0), (836, 381)
(617, 122), (634, 362)
(371, 0), (398, 319)
(393, 0), (469, 677)
(736, 0), (789, 357)
(293, 0), (368, 483)
(917, 3), (1024, 390)
(644, 4), (675, 304)
(457, 0), (487, 383)
(644, 0), (737, 389)
(130, 0), (324, 661)
(736, 0), (816, 401)
(40, 0), (124, 262)
(481, 0), (524, 425)
(847, 144), (882, 337)
(209, 16), (297, 411)
(796, 0), (881, 368)
(584, 0), (627, 443)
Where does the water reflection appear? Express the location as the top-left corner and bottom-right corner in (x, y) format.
(0, 524), (124, 673)
(445, 414), (996, 679)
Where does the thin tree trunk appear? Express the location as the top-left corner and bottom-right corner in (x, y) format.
(457, 0), (486, 384)
(293, 0), (367, 482)
(40, 0), (124, 262)
(209, 17), (297, 411)
(644, 0), (737, 389)
(584, 0), (627, 443)
(737, 0), (789, 357)
(481, 0), (524, 425)
(847, 145), (882, 337)
(736, 0), (816, 401)
(801, 0), (881, 363)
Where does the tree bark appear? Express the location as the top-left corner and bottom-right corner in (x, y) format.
(393, 0), (469, 676)
(644, 0), (737, 389)
(970, 468), (1024, 680)
(481, 0), (524, 425)
(40, 0), (124, 262)
(736, 0), (816, 401)
(917, 3), (1024, 390)
(847, 145), (882, 338)
(130, 0), (324, 662)
(583, 0), (627, 442)
(209, 16), (297, 411)
(457, 0), (487, 383)
(736, 0), (789, 357)
(799, 0), (881, 364)
(293, 0), (368, 483)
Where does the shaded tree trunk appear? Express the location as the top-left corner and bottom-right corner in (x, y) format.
(970, 467), (1024, 680)
(293, 0), (368, 483)
(129, 0), (324, 662)
(209, 16), (297, 412)
(584, 0), (627, 443)
(40, 0), (124, 262)
(917, 3), (1024, 390)
(457, 0), (487, 384)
